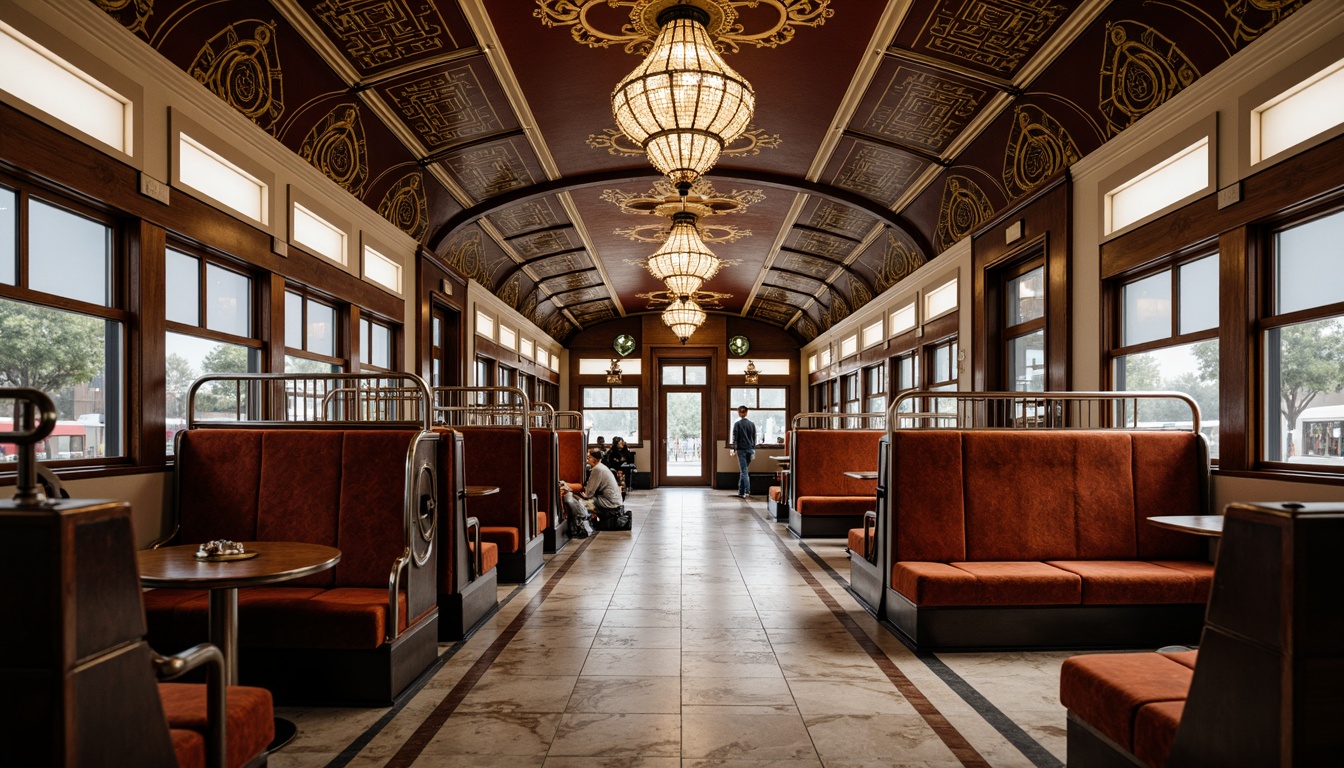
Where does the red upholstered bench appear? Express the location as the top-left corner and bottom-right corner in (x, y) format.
(448, 425), (543, 583)
(1061, 501), (1344, 767)
(867, 429), (1213, 649)
(143, 428), (440, 703)
(787, 429), (882, 538)
(542, 426), (587, 552)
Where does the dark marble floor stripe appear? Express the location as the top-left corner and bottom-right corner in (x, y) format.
(320, 583), (525, 768)
(797, 539), (1065, 768)
(380, 535), (596, 768)
(750, 513), (992, 768)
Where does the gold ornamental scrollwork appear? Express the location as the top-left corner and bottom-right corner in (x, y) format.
(601, 178), (764, 218)
(190, 21), (284, 134)
(936, 175), (994, 253)
(794, 315), (817, 341)
(94, 0), (154, 35)
(638, 289), (733, 309)
(588, 126), (782, 158)
(299, 104), (368, 197)
(1002, 104), (1080, 198)
(614, 222), (750, 244)
(535, 0), (833, 55)
(440, 229), (492, 289)
(377, 172), (429, 241)
(1099, 21), (1198, 135)
(871, 233), (926, 293)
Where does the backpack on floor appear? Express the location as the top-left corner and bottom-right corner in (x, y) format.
(594, 505), (631, 531)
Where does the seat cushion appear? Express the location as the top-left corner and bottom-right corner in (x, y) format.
(159, 683), (274, 768)
(1060, 652), (1193, 751)
(1134, 700), (1185, 768)
(794, 496), (873, 517)
(893, 561), (1082, 606)
(481, 526), (521, 553)
(1148, 560), (1215, 601)
(537, 510), (549, 533)
(470, 540), (499, 575)
(1045, 561), (1206, 604)
(769, 485), (782, 503)
(145, 587), (410, 650)
(170, 729), (205, 768)
(847, 528), (868, 556)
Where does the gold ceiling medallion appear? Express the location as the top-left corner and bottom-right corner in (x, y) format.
(499, 273), (522, 309)
(794, 315), (817, 341)
(440, 229), (493, 289)
(534, 0), (833, 55)
(614, 222), (749, 244)
(1003, 104), (1081, 197)
(299, 104), (368, 197)
(377, 172), (429, 241)
(637, 289), (733, 308)
(1099, 22), (1198, 135)
(95, 0), (153, 36)
(601, 178), (764, 218)
(587, 126), (782, 158)
(190, 21), (285, 134)
(936, 174), (994, 253)
(871, 233), (926, 293)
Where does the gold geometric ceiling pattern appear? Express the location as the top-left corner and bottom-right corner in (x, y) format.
(90, 0), (1312, 342)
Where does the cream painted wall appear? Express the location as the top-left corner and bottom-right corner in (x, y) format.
(61, 471), (173, 549)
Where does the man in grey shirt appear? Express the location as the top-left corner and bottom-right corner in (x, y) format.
(730, 405), (757, 498)
(562, 448), (623, 524)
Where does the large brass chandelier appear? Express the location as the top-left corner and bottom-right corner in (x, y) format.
(611, 3), (755, 192)
(662, 296), (707, 344)
(643, 211), (722, 297)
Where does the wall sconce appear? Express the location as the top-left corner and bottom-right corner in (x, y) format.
(743, 360), (759, 384)
(605, 359), (623, 384)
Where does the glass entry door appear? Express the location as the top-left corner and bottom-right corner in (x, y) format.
(659, 362), (709, 485)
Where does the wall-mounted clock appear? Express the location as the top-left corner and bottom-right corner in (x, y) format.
(728, 335), (750, 357)
(613, 334), (636, 357)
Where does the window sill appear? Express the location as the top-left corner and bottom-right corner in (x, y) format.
(1212, 467), (1344, 486)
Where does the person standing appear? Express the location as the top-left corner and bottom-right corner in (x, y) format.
(729, 405), (757, 498)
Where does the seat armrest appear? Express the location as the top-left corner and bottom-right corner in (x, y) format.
(466, 516), (482, 579)
(153, 644), (226, 768)
(863, 511), (877, 563)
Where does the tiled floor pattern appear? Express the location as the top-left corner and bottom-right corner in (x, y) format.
(272, 488), (1078, 767)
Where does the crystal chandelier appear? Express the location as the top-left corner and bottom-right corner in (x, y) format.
(662, 296), (707, 344)
(643, 211), (721, 297)
(611, 3), (755, 191)
(605, 359), (623, 384)
(743, 360), (759, 384)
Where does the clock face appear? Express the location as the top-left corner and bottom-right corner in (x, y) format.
(613, 334), (636, 357)
(728, 335), (750, 356)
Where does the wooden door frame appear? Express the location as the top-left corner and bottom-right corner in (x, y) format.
(651, 350), (718, 487)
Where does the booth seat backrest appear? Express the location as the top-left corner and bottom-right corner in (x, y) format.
(889, 430), (1206, 563)
(178, 429), (417, 589)
(531, 429), (559, 517)
(791, 430), (883, 498)
(557, 430), (586, 484)
(454, 427), (530, 531)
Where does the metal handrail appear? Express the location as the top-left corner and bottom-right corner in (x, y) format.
(186, 373), (432, 430)
(888, 390), (1201, 433)
(530, 402), (556, 430)
(554, 410), (584, 431)
(790, 411), (888, 430)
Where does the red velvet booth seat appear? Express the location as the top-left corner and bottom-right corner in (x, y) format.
(1061, 501), (1344, 767)
(871, 430), (1213, 649)
(161, 682), (275, 768)
(541, 428), (587, 552)
(433, 428), (499, 640)
(447, 426), (543, 583)
(787, 429), (882, 537)
(143, 429), (440, 703)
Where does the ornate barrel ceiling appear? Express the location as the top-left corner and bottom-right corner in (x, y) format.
(93, 0), (1309, 342)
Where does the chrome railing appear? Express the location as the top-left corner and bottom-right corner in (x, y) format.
(888, 390), (1201, 432)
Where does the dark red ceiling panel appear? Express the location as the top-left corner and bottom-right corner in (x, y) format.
(850, 57), (999, 155)
(892, 0), (1084, 82)
(822, 136), (931, 207)
(433, 134), (546, 204)
(302, 0), (478, 78)
(371, 55), (520, 152)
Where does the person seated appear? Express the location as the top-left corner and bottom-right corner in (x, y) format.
(594, 436), (607, 458)
(604, 436), (637, 491)
(562, 448), (623, 527)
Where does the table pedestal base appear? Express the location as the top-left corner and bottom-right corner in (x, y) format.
(268, 717), (298, 753)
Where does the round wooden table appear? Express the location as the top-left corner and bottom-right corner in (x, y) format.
(1146, 515), (1224, 537)
(138, 541), (341, 685)
(464, 485), (500, 497)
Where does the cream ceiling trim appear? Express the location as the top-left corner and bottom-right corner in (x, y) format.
(804, 0), (914, 182)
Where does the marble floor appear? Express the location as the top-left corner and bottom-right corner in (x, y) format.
(271, 488), (1082, 768)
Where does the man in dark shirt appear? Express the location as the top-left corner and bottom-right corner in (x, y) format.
(729, 405), (757, 498)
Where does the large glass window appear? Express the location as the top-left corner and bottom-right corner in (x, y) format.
(284, 290), (341, 373)
(864, 363), (886, 417)
(164, 246), (260, 448)
(729, 387), (787, 446)
(358, 316), (393, 372)
(584, 386), (639, 444)
(0, 185), (124, 461)
(1112, 253), (1221, 456)
(1263, 209), (1344, 468)
(1004, 264), (1045, 391)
